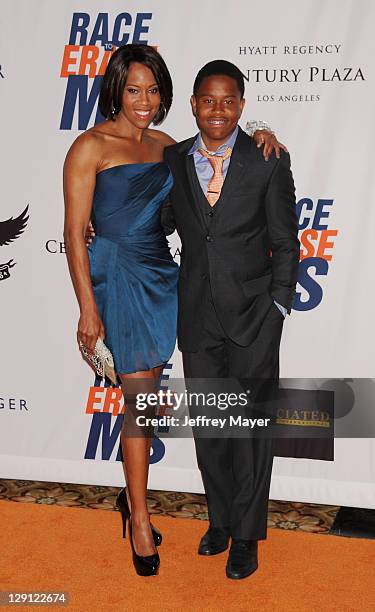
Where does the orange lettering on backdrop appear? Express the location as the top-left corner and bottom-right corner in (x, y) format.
(317, 230), (338, 261)
(103, 387), (124, 415)
(61, 46), (122, 78)
(60, 45), (79, 77)
(86, 386), (105, 414)
(99, 49), (117, 75)
(300, 229), (318, 260)
(79, 46), (100, 77)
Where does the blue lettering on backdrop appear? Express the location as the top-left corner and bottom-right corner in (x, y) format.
(313, 199), (333, 230)
(85, 413), (123, 461)
(296, 198), (334, 230)
(294, 197), (337, 311)
(61, 12), (153, 130)
(85, 413), (166, 463)
(293, 257), (329, 311)
(60, 76), (105, 130)
(68, 12), (152, 46)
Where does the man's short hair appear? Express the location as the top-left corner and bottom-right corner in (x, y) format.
(193, 60), (245, 98)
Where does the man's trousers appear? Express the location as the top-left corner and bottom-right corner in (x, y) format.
(182, 289), (284, 540)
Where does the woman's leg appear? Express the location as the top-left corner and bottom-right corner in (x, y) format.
(145, 365), (164, 463)
(119, 365), (164, 556)
(120, 365), (164, 506)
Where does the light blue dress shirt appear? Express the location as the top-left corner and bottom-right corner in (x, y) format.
(188, 125), (287, 318)
(188, 125), (239, 192)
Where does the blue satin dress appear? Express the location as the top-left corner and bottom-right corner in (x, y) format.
(87, 162), (178, 374)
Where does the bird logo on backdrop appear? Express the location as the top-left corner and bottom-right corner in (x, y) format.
(0, 205), (29, 281)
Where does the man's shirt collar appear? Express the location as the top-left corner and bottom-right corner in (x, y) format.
(188, 125), (239, 156)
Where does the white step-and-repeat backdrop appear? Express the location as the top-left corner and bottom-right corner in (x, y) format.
(1, 0), (374, 508)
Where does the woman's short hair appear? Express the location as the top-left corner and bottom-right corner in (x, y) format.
(98, 44), (173, 125)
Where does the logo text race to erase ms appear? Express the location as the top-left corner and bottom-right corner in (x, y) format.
(294, 197), (338, 311)
(60, 12), (154, 130)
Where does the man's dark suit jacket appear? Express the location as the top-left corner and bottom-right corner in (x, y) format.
(162, 126), (300, 352)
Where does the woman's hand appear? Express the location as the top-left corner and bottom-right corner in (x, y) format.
(253, 130), (288, 162)
(85, 220), (96, 246)
(77, 309), (105, 355)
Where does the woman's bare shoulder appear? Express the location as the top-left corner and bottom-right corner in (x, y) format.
(64, 128), (104, 169)
(147, 128), (176, 147)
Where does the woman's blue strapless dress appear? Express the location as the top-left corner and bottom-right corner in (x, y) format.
(87, 162), (178, 374)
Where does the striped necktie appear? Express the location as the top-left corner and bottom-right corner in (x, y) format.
(198, 147), (232, 206)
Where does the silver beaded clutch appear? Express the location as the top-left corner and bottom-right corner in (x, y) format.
(79, 337), (117, 385)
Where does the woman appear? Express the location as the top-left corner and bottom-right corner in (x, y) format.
(63, 44), (285, 577)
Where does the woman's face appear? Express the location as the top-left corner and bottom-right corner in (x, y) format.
(120, 62), (161, 128)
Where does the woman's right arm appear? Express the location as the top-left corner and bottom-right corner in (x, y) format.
(63, 133), (105, 354)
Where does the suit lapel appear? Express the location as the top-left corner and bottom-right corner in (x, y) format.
(176, 135), (207, 229)
(175, 127), (256, 229)
(210, 128), (255, 223)
(185, 155), (209, 229)
(219, 132), (248, 201)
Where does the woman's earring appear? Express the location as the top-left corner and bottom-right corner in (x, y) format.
(110, 106), (116, 119)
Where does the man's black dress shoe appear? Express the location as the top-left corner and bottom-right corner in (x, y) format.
(226, 539), (258, 579)
(198, 526), (230, 556)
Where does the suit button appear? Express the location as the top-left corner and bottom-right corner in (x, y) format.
(208, 211), (214, 217)
(202, 273), (208, 279)
(206, 235), (212, 242)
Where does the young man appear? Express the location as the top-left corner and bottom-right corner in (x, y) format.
(163, 60), (300, 579)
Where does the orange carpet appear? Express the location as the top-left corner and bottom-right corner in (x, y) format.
(0, 499), (374, 612)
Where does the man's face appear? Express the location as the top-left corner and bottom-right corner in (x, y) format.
(190, 74), (245, 149)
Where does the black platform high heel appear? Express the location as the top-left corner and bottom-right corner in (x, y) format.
(116, 488), (162, 546)
(128, 517), (160, 576)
